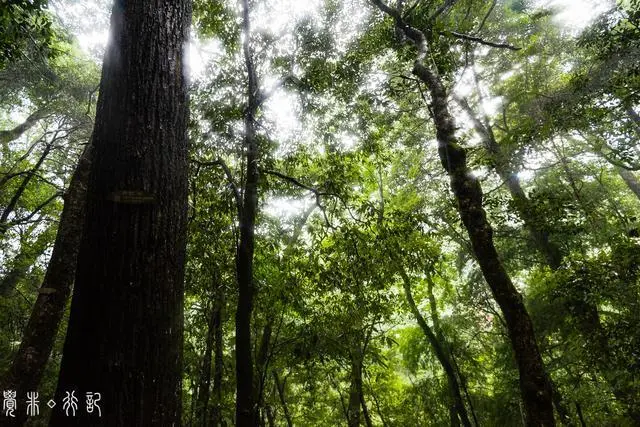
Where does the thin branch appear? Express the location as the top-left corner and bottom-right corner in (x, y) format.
(440, 31), (521, 50)
(428, 0), (459, 22)
(192, 159), (242, 220)
(5, 191), (62, 228)
(475, 0), (497, 34)
(260, 169), (335, 228)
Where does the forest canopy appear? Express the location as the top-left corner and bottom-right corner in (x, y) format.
(0, 0), (639, 426)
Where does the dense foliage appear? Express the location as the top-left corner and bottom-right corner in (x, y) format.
(0, 0), (638, 425)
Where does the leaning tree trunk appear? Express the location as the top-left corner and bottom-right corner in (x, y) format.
(0, 108), (46, 146)
(0, 145), (90, 427)
(273, 371), (293, 427)
(370, 2), (555, 425)
(50, 1), (191, 425)
(398, 266), (472, 427)
(617, 167), (640, 201)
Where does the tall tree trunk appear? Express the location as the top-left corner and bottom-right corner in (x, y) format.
(459, 98), (577, 425)
(617, 167), (640, 201)
(236, 0), (260, 424)
(369, 2), (555, 424)
(0, 145), (90, 427)
(50, 0), (191, 424)
(399, 267), (472, 427)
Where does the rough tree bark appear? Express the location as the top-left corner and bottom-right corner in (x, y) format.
(50, 0), (191, 425)
(0, 145), (90, 427)
(370, 1), (555, 425)
(459, 98), (577, 424)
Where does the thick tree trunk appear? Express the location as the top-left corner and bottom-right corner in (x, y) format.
(426, 69), (554, 427)
(369, 3), (555, 424)
(399, 267), (472, 427)
(50, 1), (191, 425)
(236, 0), (260, 424)
(0, 146), (90, 427)
(347, 353), (362, 427)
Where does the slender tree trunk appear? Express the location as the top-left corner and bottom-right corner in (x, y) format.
(236, 0), (261, 423)
(399, 267), (472, 427)
(0, 145), (90, 427)
(457, 97), (563, 269)
(255, 319), (274, 418)
(211, 285), (225, 427)
(575, 402), (587, 427)
(369, 3), (555, 424)
(196, 284), (223, 426)
(273, 371), (293, 427)
(359, 377), (374, 427)
(426, 274), (479, 426)
(617, 167), (640, 200)
(50, 0), (191, 424)
(265, 405), (275, 427)
(0, 140), (53, 234)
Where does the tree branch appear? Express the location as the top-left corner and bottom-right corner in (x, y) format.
(440, 31), (521, 50)
(192, 159), (242, 219)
